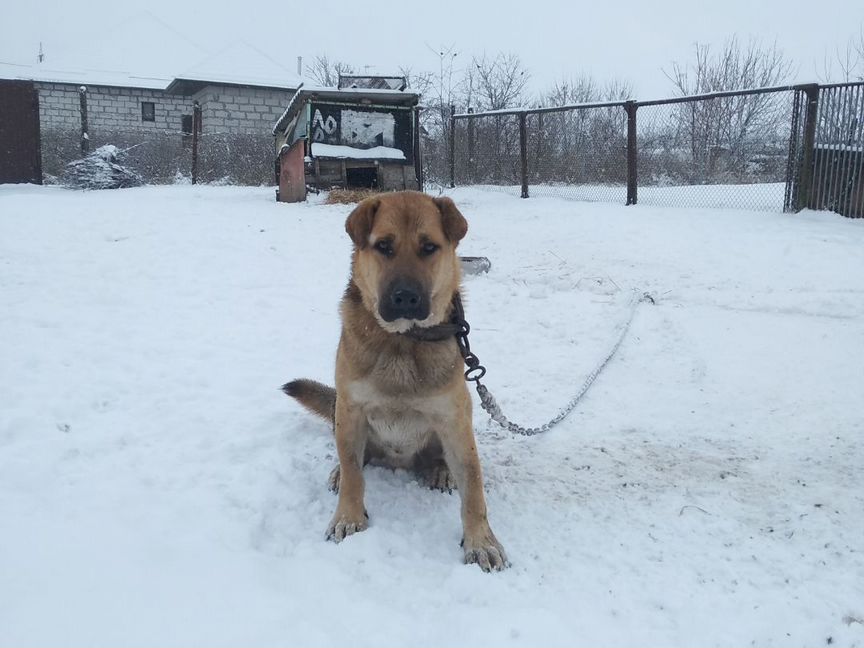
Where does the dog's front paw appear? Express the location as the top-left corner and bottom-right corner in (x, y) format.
(462, 530), (509, 572)
(325, 509), (368, 543)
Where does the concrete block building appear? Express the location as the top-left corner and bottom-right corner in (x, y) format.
(0, 43), (301, 184)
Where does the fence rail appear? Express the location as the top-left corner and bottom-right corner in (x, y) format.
(445, 81), (864, 216)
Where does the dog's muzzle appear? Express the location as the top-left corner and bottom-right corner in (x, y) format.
(379, 278), (429, 322)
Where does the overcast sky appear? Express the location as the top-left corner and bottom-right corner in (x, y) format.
(1, 0), (861, 98)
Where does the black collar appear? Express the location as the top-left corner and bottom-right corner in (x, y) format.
(399, 292), (465, 342)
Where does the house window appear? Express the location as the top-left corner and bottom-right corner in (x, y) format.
(181, 114), (193, 148)
(141, 101), (155, 122)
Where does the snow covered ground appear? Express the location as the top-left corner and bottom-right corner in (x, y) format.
(1, 184), (862, 647)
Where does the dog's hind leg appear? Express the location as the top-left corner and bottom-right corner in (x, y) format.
(421, 462), (457, 492)
(413, 438), (456, 492)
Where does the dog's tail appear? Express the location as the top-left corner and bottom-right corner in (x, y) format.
(282, 379), (336, 424)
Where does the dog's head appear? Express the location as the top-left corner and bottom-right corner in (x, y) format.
(345, 191), (468, 333)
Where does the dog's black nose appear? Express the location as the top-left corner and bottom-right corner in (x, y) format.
(392, 288), (420, 309)
(380, 279), (429, 321)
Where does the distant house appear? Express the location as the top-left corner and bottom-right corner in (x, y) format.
(272, 82), (421, 202)
(0, 43), (302, 185)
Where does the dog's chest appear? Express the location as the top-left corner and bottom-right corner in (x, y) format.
(348, 380), (449, 467)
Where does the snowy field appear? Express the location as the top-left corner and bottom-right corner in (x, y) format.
(1, 184), (863, 647)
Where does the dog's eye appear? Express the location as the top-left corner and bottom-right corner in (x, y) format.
(374, 239), (394, 257)
(420, 242), (439, 256)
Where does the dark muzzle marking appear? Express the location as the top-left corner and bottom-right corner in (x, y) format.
(380, 278), (429, 322)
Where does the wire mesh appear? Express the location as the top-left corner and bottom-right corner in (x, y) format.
(524, 107), (627, 203)
(447, 86), (864, 214)
(453, 113), (523, 197)
(420, 131), (448, 190)
(197, 132), (274, 185)
(40, 126), (275, 186)
(635, 90), (796, 211)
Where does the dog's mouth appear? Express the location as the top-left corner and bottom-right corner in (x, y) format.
(373, 309), (441, 334)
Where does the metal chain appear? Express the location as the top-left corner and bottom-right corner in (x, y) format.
(454, 290), (655, 436)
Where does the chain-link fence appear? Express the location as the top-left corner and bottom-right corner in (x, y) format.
(635, 91), (795, 211)
(452, 112), (523, 196)
(447, 82), (864, 215)
(41, 126), (274, 186)
(526, 105), (627, 203)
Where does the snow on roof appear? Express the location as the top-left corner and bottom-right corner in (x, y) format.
(0, 61), (172, 90)
(61, 12), (209, 80)
(1, 22), (302, 93)
(298, 84), (419, 98)
(310, 143), (406, 161)
(168, 42), (303, 92)
(272, 83), (308, 134)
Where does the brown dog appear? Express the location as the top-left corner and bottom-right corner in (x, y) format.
(283, 191), (507, 571)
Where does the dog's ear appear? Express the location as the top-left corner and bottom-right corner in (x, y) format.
(345, 197), (380, 248)
(433, 196), (468, 244)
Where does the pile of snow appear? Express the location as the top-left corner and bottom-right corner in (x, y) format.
(62, 145), (143, 190)
(0, 184), (862, 646)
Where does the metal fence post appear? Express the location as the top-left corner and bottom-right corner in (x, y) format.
(191, 101), (201, 185)
(625, 100), (637, 205)
(796, 84), (820, 211)
(467, 107), (474, 184)
(448, 104), (456, 188)
(413, 106), (423, 190)
(519, 111), (529, 198)
(78, 86), (89, 155)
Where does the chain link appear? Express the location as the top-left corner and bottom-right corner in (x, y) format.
(453, 290), (655, 436)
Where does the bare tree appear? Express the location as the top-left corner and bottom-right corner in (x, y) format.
(422, 46), (461, 134)
(305, 54), (355, 87)
(541, 76), (632, 106)
(528, 75), (633, 184)
(409, 46), (463, 186)
(665, 36), (792, 94)
(663, 37), (793, 179)
(399, 66), (436, 97)
(454, 53), (530, 183)
(471, 52), (530, 111)
(820, 26), (864, 82)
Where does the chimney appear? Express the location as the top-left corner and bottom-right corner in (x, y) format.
(297, 56), (302, 77)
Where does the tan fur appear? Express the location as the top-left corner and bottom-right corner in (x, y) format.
(285, 191), (507, 571)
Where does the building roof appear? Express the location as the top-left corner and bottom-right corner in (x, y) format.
(1, 38), (303, 93)
(165, 42), (302, 95)
(338, 75), (407, 91)
(0, 60), (172, 90)
(272, 85), (420, 135)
